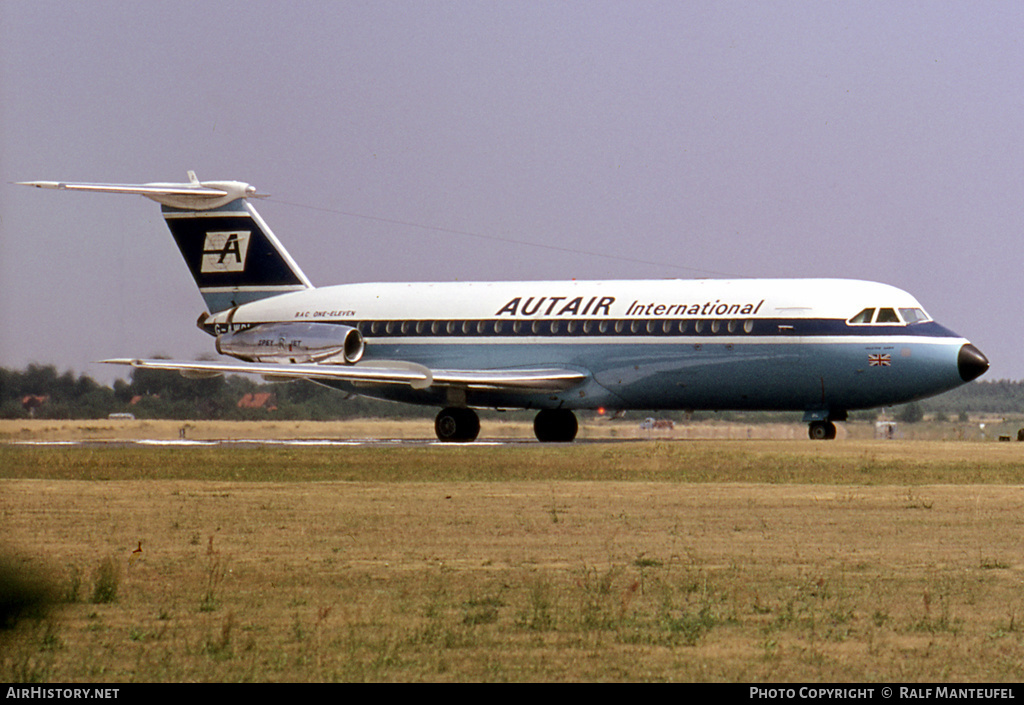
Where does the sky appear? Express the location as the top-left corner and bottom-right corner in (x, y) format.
(2, 1), (1023, 384)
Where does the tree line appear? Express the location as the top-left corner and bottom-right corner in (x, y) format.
(1, 363), (1022, 422)
(0, 363), (427, 421)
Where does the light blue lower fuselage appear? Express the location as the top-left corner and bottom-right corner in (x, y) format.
(318, 320), (969, 417)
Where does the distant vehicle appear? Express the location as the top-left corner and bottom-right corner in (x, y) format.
(107, 413), (136, 420)
(875, 421), (898, 439)
(640, 418), (674, 430)
(22, 174), (988, 442)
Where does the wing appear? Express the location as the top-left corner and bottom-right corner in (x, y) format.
(430, 368), (587, 392)
(101, 358), (586, 393)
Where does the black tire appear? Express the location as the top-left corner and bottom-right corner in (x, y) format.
(434, 407), (480, 442)
(534, 409), (578, 443)
(808, 420), (837, 441)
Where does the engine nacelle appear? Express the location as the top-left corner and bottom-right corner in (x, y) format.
(216, 322), (365, 364)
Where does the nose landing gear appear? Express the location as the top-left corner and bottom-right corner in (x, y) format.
(808, 419), (838, 440)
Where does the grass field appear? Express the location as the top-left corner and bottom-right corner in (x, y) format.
(3, 420), (1024, 682)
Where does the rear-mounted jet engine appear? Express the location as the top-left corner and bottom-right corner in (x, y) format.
(216, 322), (364, 364)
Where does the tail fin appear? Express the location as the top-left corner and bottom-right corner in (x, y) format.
(19, 173), (313, 313)
(161, 195), (313, 312)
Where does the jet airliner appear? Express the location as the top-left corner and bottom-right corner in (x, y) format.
(20, 174), (989, 441)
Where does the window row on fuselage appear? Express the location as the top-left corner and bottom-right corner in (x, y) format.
(353, 318), (769, 338)
(338, 316), (941, 339)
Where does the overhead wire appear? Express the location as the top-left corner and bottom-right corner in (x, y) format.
(267, 197), (745, 278)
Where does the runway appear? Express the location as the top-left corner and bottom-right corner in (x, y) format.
(10, 438), (523, 448)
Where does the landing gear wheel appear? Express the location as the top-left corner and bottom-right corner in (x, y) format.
(533, 409), (578, 443)
(808, 420), (837, 440)
(435, 407), (480, 442)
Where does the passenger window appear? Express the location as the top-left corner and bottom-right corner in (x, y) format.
(876, 308), (899, 323)
(848, 308), (875, 324)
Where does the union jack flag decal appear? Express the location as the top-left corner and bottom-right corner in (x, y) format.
(868, 353), (891, 367)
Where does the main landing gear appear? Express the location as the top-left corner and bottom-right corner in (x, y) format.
(434, 407), (480, 443)
(433, 407), (579, 443)
(533, 409), (578, 443)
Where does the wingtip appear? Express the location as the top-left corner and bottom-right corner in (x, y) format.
(16, 181), (64, 189)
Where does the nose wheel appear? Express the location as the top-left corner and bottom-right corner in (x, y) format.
(434, 407), (480, 442)
(808, 420), (837, 440)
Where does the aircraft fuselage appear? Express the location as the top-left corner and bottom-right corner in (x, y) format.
(203, 277), (981, 418)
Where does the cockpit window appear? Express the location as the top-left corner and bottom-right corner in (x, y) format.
(848, 308), (875, 324)
(875, 308), (900, 323)
(899, 307), (929, 324)
(848, 306), (930, 325)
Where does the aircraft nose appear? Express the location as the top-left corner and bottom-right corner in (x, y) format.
(958, 343), (989, 382)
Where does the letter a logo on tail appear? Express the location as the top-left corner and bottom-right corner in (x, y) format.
(201, 231), (251, 272)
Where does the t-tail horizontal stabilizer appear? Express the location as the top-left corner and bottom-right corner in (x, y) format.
(19, 173), (313, 313)
(18, 171), (266, 210)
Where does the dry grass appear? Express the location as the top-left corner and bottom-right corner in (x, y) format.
(4, 437), (1024, 484)
(4, 425), (1024, 682)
